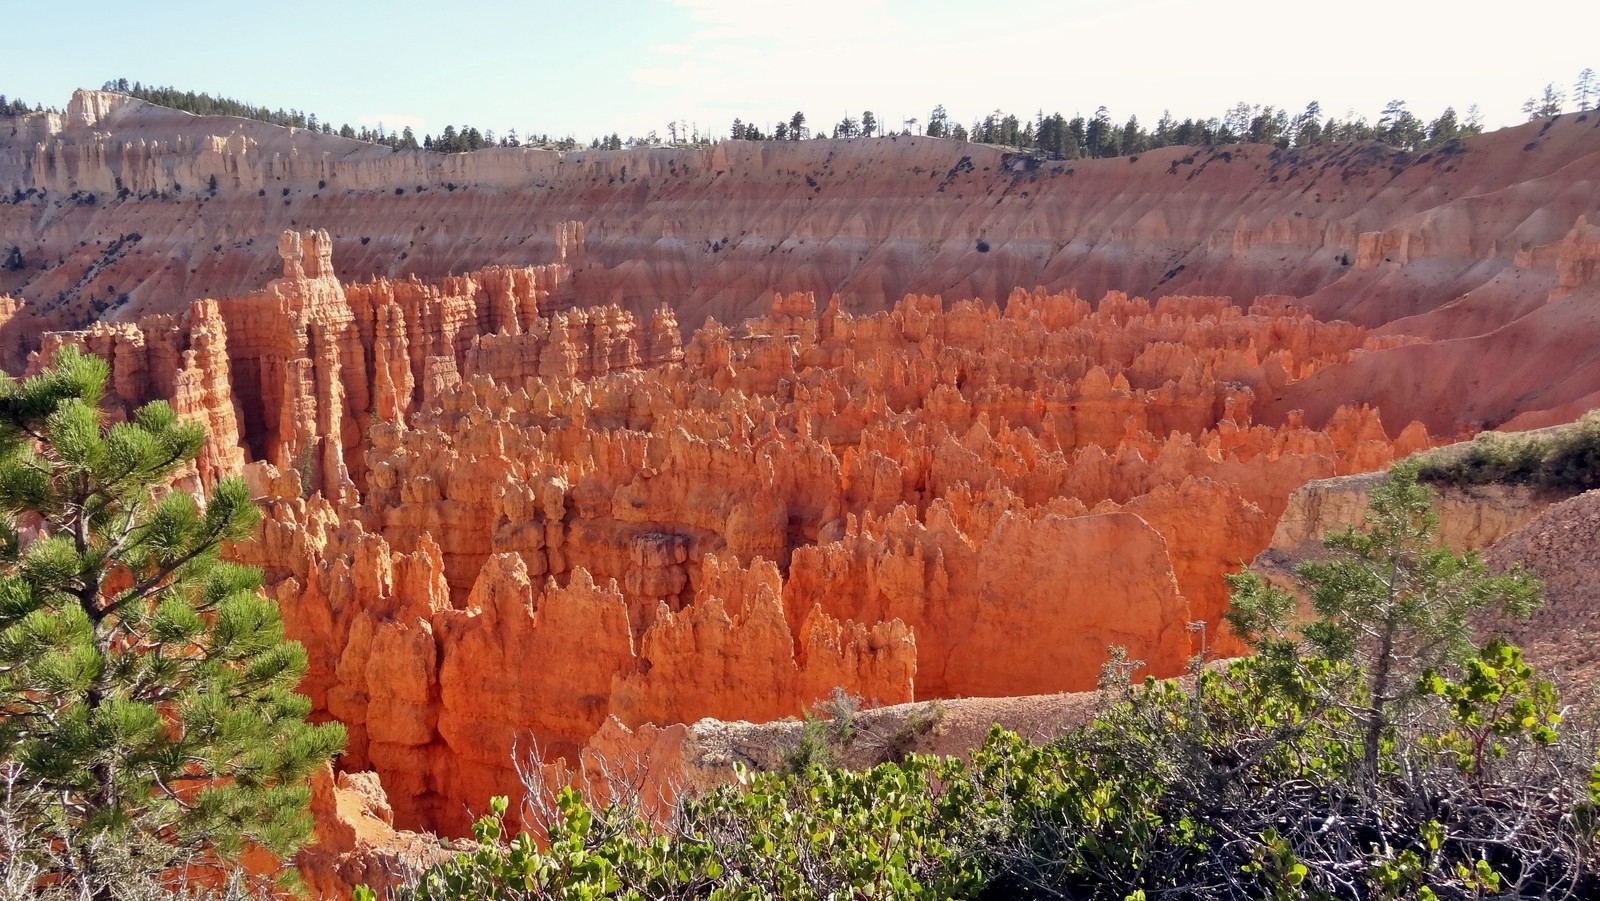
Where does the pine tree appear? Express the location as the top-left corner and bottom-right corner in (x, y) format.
(1290, 101), (1322, 148)
(1085, 107), (1117, 158)
(1153, 108), (1177, 147)
(1575, 68), (1597, 112)
(1523, 83), (1565, 120)
(0, 349), (344, 895)
(1226, 462), (1542, 795)
(1425, 107), (1461, 147)
(1121, 115), (1147, 154)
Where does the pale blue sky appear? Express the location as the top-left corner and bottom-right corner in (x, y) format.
(7, 0), (1595, 140)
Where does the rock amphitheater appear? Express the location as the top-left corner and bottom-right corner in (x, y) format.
(3, 90), (1599, 894)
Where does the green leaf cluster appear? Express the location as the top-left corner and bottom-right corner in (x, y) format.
(403, 753), (986, 901)
(1418, 638), (1561, 781)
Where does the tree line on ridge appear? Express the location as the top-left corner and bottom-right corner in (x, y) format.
(16, 69), (1590, 161)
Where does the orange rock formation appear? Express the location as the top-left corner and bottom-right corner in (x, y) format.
(12, 93), (1600, 886)
(30, 233), (1456, 840)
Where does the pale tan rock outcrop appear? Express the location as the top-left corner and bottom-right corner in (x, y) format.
(296, 765), (448, 900)
(1249, 456), (1558, 601)
(1266, 472), (1550, 557)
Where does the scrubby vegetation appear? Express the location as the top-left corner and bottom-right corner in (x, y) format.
(1418, 411), (1600, 495)
(394, 466), (1599, 900)
(777, 690), (949, 776)
(780, 687), (863, 775)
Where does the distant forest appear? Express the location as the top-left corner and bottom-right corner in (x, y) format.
(23, 72), (1593, 159)
(95, 79), (562, 152)
(747, 102), (1477, 158)
(0, 95), (48, 116)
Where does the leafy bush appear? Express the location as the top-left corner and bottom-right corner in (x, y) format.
(402, 758), (987, 901)
(1541, 410), (1600, 494)
(988, 654), (1596, 899)
(397, 645), (1599, 900)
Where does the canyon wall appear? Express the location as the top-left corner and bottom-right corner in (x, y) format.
(29, 232), (1450, 837)
(4, 92), (1600, 432)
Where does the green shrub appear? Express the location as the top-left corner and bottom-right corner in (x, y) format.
(877, 699), (948, 763)
(396, 645), (1600, 900)
(780, 687), (862, 775)
(402, 757), (988, 901)
(1541, 410), (1600, 493)
(1419, 430), (1548, 486)
(780, 713), (837, 776)
(1418, 410), (1600, 495)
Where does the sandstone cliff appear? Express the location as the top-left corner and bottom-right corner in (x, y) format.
(5, 91), (1600, 431)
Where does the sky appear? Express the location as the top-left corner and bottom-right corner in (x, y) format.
(5, 0), (1595, 142)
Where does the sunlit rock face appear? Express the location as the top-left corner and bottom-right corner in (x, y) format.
(41, 226), (1455, 834)
(13, 94), (1600, 876)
